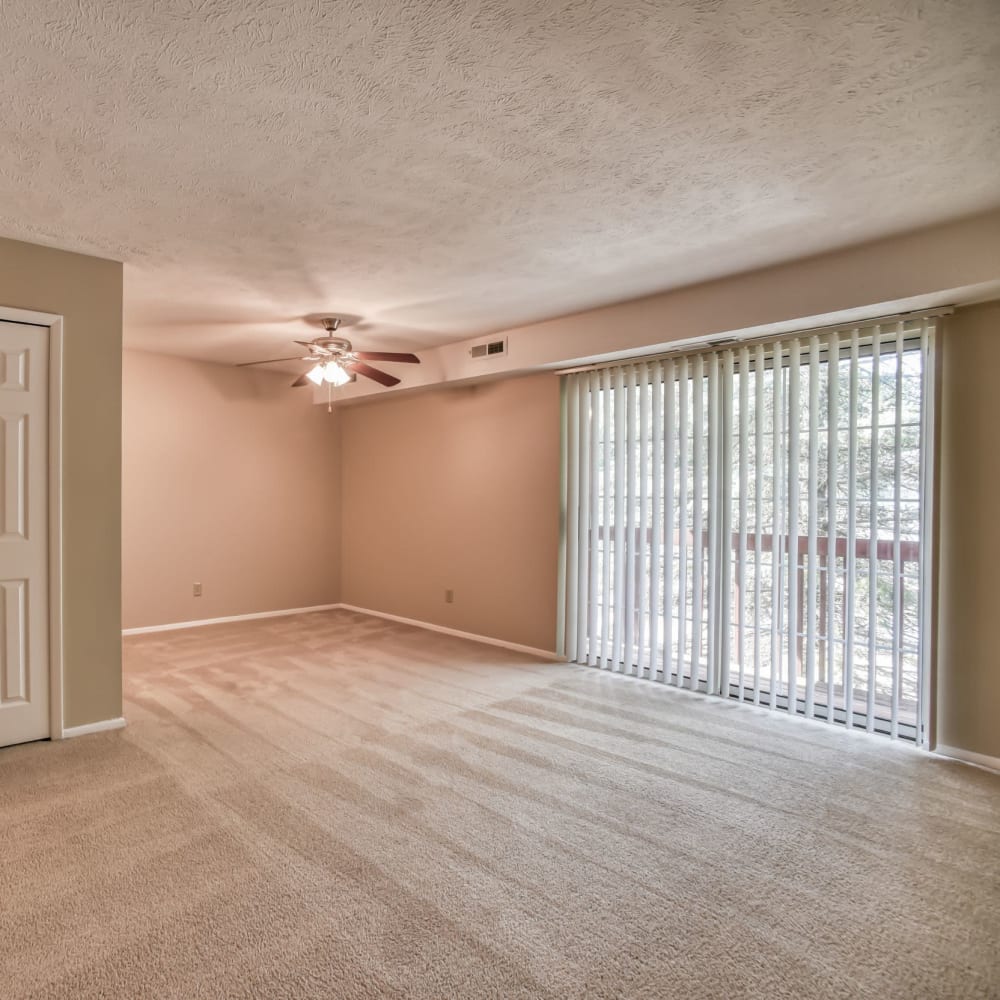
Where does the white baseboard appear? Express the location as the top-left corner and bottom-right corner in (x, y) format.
(122, 600), (561, 662)
(62, 717), (126, 739)
(122, 603), (341, 636)
(932, 744), (1000, 774)
(336, 603), (562, 661)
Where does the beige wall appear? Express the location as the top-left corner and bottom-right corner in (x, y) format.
(339, 375), (561, 652)
(0, 236), (123, 729)
(936, 300), (1000, 761)
(122, 351), (341, 629)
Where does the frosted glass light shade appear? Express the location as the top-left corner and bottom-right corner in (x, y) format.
(323, 362), (352, 387)
(305, 361), (352, 386)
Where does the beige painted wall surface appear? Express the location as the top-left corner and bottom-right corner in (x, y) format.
(122, 351), (341, 629)
(0, 236), (123, 729)
(937, 301), (1000, 761)
(340, 375), (561, 652)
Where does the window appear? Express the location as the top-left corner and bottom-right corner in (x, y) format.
(560, 317), (936, 743)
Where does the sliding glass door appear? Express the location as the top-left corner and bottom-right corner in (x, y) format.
(561, 317), (936, 743)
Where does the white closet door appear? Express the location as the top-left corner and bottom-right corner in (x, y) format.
(0, 321), (49, 747)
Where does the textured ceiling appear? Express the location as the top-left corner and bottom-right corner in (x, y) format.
(1, 0), (999, 364)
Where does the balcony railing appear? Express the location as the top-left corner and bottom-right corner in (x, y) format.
(590, 524), (920, 730)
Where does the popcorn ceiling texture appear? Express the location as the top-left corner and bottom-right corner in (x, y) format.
(0, 1), (998, 361)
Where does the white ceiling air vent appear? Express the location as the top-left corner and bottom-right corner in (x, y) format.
(469, 337), (508, 360)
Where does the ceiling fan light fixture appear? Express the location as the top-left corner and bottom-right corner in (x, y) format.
(238, 320), (418, 393)
(322, 361), (352, 387)
(306, 361), (351, 386)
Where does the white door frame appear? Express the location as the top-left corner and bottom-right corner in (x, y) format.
(0, 304), (64, 740)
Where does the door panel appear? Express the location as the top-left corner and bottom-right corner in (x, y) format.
(0, 322), (49, 746)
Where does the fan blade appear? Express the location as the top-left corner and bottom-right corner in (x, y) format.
(235, 356), (306, 367)
(291, 372), (311, 387)
(344, 361), (400, 387)
(352, 351), (420, 364)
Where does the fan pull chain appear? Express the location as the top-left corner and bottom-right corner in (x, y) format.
(327, 380), (333, 413)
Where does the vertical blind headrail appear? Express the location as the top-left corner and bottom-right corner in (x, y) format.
(554, 309), (948, 377)
(566, 331), (926, 385)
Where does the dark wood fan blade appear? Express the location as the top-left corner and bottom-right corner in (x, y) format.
(344, 361), (400, 387)
(291, 372), (311, 387)
(352, 351), (420, 364)
(235, 356), (306, 367)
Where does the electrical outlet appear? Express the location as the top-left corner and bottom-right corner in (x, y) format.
(193, 582), (203, 597)
(445, 589), (454, 604)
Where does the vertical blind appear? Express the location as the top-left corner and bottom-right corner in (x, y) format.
(560, 317), (936, 744)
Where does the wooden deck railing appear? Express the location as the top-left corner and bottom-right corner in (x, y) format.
(595, 524), (918, 680)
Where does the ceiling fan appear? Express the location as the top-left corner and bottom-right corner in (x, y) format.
(236, 318), (420, 388)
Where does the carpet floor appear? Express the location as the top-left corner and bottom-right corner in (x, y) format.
(1, 609), (998, 999)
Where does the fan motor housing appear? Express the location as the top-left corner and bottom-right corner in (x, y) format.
(313, 337), (353, 355)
